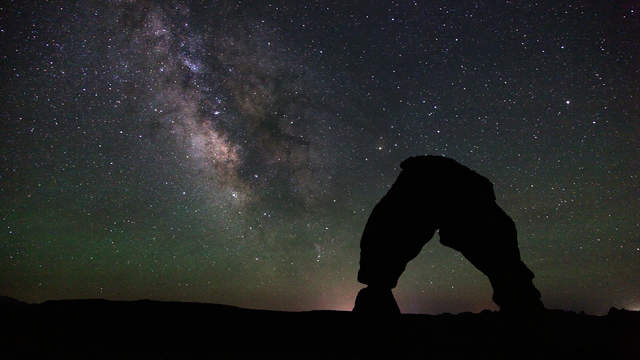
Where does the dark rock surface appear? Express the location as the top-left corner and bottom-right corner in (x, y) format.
(2, 298), (639, 358)
(356, 156), (543, 312)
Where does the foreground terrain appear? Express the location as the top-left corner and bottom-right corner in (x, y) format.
(2, 297), (638, 358)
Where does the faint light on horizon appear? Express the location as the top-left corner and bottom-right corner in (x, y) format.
(626, 303), (640, 311)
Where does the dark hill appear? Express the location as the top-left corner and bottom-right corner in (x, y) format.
(2, 298), (638, 358)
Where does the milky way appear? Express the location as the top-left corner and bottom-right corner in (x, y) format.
(121, 2), (353, 208)
(1, 1), (639, 314)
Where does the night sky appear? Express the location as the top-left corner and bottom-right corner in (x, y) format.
(1, 1), (639, 315)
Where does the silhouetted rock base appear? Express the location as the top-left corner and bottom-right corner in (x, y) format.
(2, 298), (638, 359)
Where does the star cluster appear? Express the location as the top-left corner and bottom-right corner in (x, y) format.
(1, 1), (638, 314)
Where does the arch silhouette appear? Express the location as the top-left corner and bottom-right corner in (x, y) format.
(353, 155), (544, 314)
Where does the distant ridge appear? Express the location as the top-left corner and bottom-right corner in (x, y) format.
(2, 298), (639, 358)
(3, 296), (638, 316)
(0, 296), (27, 305)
